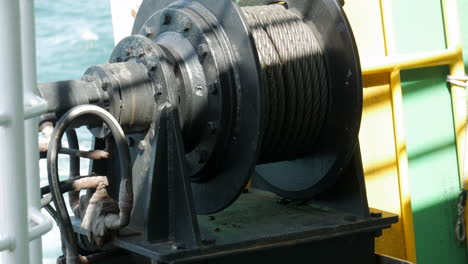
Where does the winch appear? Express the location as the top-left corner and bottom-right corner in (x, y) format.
(37, 0), (398, 263)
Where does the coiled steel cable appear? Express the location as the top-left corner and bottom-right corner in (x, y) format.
(242, 4), (329, 163)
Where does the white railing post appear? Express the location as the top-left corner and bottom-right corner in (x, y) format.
(0, 0), (30, 263)
(19, 0), (50, 263)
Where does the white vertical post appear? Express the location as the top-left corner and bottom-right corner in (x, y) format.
(0, 1), (30, 264)
(19, 0), (47, 263)
(109, 0), (142, 44)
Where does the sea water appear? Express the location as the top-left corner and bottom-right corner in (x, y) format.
(35, 1), (115, 262)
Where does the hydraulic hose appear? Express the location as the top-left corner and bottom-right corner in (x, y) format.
(47, 104), (132, 263)
(66, 129), (81, 216)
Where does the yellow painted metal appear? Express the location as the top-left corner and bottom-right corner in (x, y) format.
(347, 0), (468, 260)
(345, 0), (416, 261)
(389, 70), (416, 262)
(360, 73), (408, 260)
(363, 0), (467, 252)
(379, 1), (416, 261)
(362, 46), (462, 75)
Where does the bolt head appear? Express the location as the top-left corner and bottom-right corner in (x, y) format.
(156, 83), (163, 92)
(208, 121), (217, 134)
(198, 43), (209, 57)
(126, 47), (133, 57)
(138, 140), (147, 151)
(181, 17), (192, 32)
(195, 85), (204, 96)
(101, 78), (110, 91)
(147, 60), (158, 71)
(144, 26), (153, 38)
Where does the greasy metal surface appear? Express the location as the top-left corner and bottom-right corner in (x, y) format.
(141, 5), (229, 178)
(72, 189), (396, 262)
(134, 0), (262, 214)
(98, 38), (161, 132)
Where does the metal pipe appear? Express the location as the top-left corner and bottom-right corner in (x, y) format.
(24, 98), (49, 121)
(28, 208), (53, 242)
(0, 113), (10, 126)
(0, 238), (15, 252)
(362, 46), (461, 75)
(19, 0), (51, 262)
(378, 0), (417, 262)
(0, 2), (30, 264)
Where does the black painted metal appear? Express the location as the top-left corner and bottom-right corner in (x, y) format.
(143, 105), (201, 247)
(133, 0), (262, 214)
(69, 100), (396, 263)
(39, 0), (364, 212)
(39, 1), (398, 263)
(38, 80), (108, 118)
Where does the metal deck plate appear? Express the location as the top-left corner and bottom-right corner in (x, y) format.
(72, 189), (397, 262)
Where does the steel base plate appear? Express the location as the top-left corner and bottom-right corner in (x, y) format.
(72, 189), (397, 263)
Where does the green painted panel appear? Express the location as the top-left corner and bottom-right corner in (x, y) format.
(393, 0), (468, 263)
(392, 0), (446, 53)
(401, 67), (466, 264)
(459, 0), (468, 69)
